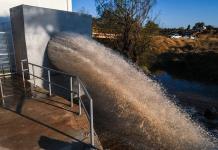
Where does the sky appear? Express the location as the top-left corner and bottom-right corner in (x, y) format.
(72, 0), (218, 28)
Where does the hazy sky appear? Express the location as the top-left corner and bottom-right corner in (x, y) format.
(72, 0), (218, 28)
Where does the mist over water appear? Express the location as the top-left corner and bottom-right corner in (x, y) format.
(48, 33), (217, 149)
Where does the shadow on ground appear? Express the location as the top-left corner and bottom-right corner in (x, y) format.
(38, 136), (89, 150)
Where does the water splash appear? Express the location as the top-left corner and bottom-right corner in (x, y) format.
(48, 33), (217, 149)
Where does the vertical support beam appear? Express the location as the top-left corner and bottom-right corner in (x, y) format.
(9, 63), (12, 79)
(0, 78), (5, 105)
(2, 64), (4, 75)
(48, 70), (52, 96)
(0, 78), (4, 97)
(70, 76), (73, 107)
(90, 98), (94, 146)
(32, 64), (36, 87)
(21, 60), (25, 88)
(78, 79), (82, 115)
(66, 0), (69, 11)
(2, 64), (5, 80)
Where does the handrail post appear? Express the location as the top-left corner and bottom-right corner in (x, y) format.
(90, 98), (94, 147)
(70, 76), (73, 108)
(78, 78), (82, 115)
(2, 64), (5, 80)
(2, 64), (4, 75)
(0, 78), (5, 105)
(32, 64), (36, 87)
(2, 64), (5, 75)
(21, 60), (26, 88)
(48, 70), (52, 96)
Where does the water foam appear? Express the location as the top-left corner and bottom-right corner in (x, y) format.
(48, 33), (217, 149)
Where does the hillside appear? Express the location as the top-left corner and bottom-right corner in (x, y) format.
(150, 34), (218, 83)
(150, 35), (218, 54)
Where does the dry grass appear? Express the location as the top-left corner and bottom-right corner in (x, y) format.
(150, 35), (218, 54)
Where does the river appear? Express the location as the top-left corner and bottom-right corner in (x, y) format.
(152, 70), (218, 138)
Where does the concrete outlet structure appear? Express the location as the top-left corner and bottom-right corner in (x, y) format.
(10, 5), (92, 91)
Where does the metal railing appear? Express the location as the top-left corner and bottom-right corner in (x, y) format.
(20, 59), (95, 147)
(0, 63), (13, 77)
(0, 32), (14, 74)
(0, 78), (5, 105)
(0, 63), (15, 104)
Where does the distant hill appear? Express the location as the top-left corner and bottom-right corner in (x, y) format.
(150, 34), (218, 54)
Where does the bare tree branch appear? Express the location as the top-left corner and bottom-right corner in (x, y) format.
(95, 0), (156, 61)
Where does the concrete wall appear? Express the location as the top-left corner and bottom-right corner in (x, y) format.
(0, 1), (72, 72)
(0, 0), (72, 17)
(10, 5), (92, 95)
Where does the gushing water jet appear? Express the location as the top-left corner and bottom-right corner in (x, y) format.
(48, 33), (217, 149)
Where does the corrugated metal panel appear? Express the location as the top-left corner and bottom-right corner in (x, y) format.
(0, 32), (11, 73)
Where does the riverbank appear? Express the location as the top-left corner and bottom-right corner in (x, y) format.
(94, 34), (218, 84)
(150, 35), (218, 53)
(151, 50), (218, 84)
(148, 35), (218, 84)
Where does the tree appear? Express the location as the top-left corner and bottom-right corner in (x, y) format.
(193, 22), (205, 32)
(95, 0), (156, 61)
(206, 25), (214, 31)
(93, 10), (122, 35)
(144, 21), (160, 35)
(186, 25), (191, 30)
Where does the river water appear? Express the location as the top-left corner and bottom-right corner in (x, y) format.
(152, 70), (218, 138)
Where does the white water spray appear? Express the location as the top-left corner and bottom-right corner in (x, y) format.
(48, 33), (217, 149)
